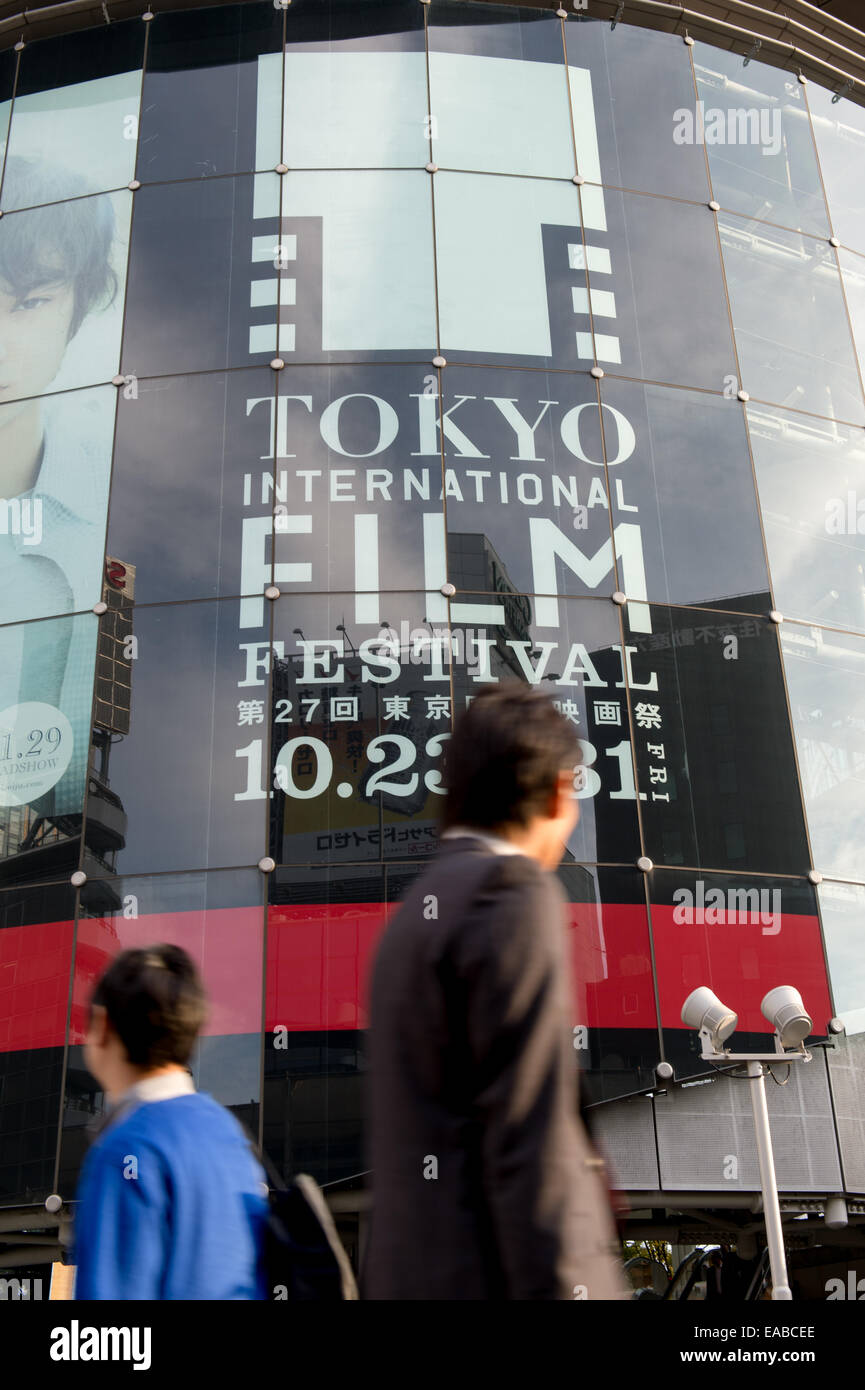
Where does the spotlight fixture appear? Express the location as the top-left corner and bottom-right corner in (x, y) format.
(681, 986), (738, 1052)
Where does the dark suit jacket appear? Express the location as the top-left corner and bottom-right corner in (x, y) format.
(363, 835), (626, 1300)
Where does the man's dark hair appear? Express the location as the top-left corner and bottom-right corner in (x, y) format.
(441, 683), (581, 832)
(91, 944), (207, 1070)
(0, 156), (118, 338)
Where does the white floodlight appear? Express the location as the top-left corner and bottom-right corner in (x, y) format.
(681, 986), (738, 1051)
(679, 981), (816, 1302)
(825, 1197), (848, 1230)
(761, 986), (812, 1049)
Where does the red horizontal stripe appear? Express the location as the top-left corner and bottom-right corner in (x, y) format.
(0, 901), (832, 1051)
(651, 905), (833, 1032)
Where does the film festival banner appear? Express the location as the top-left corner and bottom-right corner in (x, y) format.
(231, 45), (828, 1041)
(0, 34), (831, 1049)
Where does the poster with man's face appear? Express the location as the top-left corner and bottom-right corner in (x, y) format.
(0, 69), (137, 841)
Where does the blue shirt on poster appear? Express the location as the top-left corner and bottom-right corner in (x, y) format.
(73, 1090), (269, 1301)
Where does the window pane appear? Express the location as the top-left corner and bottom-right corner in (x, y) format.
(817, 880), (865, 1035)
(271, 170), (436, 359)
(264, 1026), (366, 1187)
(264, 859), (383, 1185)
(595, 189), (736, 389)
(561, 863), (659, 1102)
(428, 1), (572, 178)
(567, 17), (711, 202)
(623, 602), (810, 875)
(137, 1), (284, 182)
(72, 869), (264, 1043)
(747, 402), (865, 632)
(2, 21), (144, 205)
(0, 880), (75, 1204)
(0, 191), (131, 395)
(435, 169), (582, 367)
(271, 366), (445, 597)
(266, 862), (384, 1029)
(780, 623), (865, 883)
(0, 386), (116, 621)
(601, 379), (771, 613)
(96, 598), (271, 875)
(693, 46), (828, 236)
(107, 369), (276, 606)
(0, 612), (98, 871)
(284, 0), (425, 168)
(719, 212), (864, 423)
(121, 174), (278, 376)
(808, 83), (865, 256)
(649, 868), (829, 1080)
(270, 594), (449, 867)
(439, 368), (611, 598)
(450, 595), (642, 865)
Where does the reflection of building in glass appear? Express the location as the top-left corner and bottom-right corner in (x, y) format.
(82, 556), (134, 909)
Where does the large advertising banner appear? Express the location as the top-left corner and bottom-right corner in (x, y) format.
(0, 32), (833, 1083)
(0, 68), (138, 845)
(228, 45), (829, 1056)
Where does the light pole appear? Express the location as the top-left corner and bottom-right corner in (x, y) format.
(680, 984), (814, 1302)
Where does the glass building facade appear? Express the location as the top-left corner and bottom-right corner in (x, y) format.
(1, 0), (865, 1272)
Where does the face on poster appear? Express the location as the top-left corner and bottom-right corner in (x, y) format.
(0, 68), (138, 831)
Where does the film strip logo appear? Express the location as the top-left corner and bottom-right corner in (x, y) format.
(248, 217), (323, 359)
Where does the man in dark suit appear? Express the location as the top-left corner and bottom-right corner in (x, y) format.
(364, 684), (626, 1300)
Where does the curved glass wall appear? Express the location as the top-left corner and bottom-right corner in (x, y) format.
(0, 0), (863, 1207)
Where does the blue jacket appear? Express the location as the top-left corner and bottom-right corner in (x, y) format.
(73, 1091), (269, 1300)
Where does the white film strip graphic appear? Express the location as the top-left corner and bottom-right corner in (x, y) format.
(569, 241), (621, 365)
(249, 232), (297, 356)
